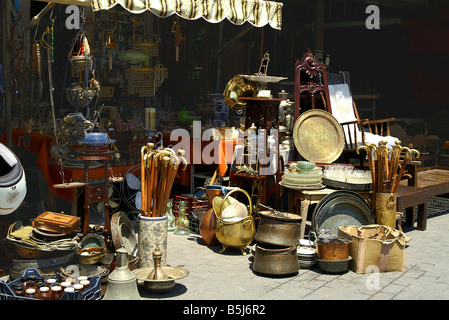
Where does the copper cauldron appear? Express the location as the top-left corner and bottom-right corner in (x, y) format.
(255, 210), (301, 247)
(253, 243), (299, 275)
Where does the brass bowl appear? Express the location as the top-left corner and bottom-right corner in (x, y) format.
(77, 247), (106, 265)
(133, 266), (190, 293)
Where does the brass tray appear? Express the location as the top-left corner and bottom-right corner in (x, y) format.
(292, 110), (345, 163)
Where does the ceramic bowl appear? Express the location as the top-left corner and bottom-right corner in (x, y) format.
(221, 202), (248, 220)
(212, 195), (239, 217)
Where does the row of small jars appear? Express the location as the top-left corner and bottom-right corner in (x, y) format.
(11, 275), (90, 300)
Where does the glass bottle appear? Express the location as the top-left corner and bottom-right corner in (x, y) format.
(166, 199), (176, 231)
(50, 286), (62, 300)
(174, 200), (190, 235)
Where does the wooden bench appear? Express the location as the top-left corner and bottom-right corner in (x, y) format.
(396, 185), (428, 231)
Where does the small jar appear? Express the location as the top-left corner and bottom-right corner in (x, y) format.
(36, 282), (47, 290)
(80, 280), (90, 289)
(46, 278), (56, 287)
(25, 288), (36, 299)
(24, 280), (35, 290)
(73, 283), (84, 293)
(11, 283), (25, 296)
(50, 286), (62, 300)
(64, 287), (75, 294)
(38, 286), (51, 300)
(77, 276), (88, 282)
(60, 281), (72, 290)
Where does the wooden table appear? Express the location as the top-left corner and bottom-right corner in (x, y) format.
(396, 185), (428, 231)
(403, 168), (449, 197)
(284, 186), (372, 239)
(233, 173), (267, 207)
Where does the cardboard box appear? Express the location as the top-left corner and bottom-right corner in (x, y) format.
(338, 224), (405, 273)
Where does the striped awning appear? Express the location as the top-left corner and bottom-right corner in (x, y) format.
(91, 0), (283, 30)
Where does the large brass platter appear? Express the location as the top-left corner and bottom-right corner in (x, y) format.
(293, 109), (344, 163)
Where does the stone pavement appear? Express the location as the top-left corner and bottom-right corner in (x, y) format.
(138, 196), (449, 301)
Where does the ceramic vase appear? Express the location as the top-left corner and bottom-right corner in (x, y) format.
(138, 214), (168, 268)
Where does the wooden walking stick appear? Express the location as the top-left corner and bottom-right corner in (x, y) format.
(391, 148), (419, 193)
(357, 143), (376, 191)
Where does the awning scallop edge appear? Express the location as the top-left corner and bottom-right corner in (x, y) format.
(91, 0), (283, 30)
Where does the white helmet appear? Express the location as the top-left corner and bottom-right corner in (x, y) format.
(0, 143), (26, 215)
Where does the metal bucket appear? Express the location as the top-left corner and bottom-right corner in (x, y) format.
(253, 243), (299, 275)
(375, 193), (397, 229)
(255, 211), (301, 247)
(215, 188), (255, 255)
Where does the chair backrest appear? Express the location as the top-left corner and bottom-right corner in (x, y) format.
(294, 49), (331, 120)
(328, 82), (364, 147)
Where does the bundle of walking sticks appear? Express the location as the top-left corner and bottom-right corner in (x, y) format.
(141, 143), (187, 217)
(357, 140), (420, 194)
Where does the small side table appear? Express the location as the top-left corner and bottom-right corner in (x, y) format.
(77, 155), (112, 237)
(396, 185), (428, 231)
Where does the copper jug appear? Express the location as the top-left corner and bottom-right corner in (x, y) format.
(195, 186), (224, 246)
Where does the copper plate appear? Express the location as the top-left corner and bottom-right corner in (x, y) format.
(293, 109), (344, 163)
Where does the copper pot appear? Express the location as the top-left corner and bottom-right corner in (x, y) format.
(316, 238), (351, 261)
(255, 211), (301, 247)
(253, 243), (299, 275)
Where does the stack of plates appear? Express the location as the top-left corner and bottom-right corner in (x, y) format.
(297, 239), (317, 268)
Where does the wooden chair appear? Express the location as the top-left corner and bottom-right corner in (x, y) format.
(294, 49), (331, 121)
(326, 71), (398, 166)
(293, 51), (399, 166)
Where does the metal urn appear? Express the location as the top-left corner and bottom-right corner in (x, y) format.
(103, 248), (141, 300)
